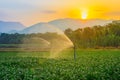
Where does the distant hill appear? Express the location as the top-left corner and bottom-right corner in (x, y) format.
(49, 18), (113, 30)
(20, 18), (112, 34)
(0, 21), (25, 33)
(20, 23), (64, 34)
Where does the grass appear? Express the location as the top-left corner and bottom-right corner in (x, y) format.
(0, 49), (120, 80)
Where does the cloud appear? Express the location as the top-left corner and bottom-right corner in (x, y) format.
(0, 11), (9, 19)
(106, 11), (120, 16)
(0, 0), (36, 10)
(40, 10), (57, 14)
(94, 9), (104, 12)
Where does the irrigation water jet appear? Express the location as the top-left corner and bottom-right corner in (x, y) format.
(19, 23), (74, 59)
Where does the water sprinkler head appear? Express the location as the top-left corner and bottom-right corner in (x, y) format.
(73, 44), (76, 60)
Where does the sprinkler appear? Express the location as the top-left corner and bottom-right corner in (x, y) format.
(73, 44), (76, 60)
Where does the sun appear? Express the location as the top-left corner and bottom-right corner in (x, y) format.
(81, 10), (88, 19)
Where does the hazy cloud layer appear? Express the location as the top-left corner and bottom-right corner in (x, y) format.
(0, 11), (11, 20)
(40, 10), (57, 14)
(106, 12), (120, 16)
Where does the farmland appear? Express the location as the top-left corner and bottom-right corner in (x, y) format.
(0, 49), (120, 80)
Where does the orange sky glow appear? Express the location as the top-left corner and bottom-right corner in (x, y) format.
(0, 0), (120, 26)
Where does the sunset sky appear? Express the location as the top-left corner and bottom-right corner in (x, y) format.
(0, 0), (120, 26)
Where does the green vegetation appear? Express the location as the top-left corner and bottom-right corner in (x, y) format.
(65, 21), (120, 48)
(0, 49), (120, 80)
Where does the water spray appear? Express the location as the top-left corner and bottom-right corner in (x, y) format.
(19, 23), (74, 58)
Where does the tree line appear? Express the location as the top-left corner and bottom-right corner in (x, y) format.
(0, 32), (65, 44)
(65, 21), (120, 48)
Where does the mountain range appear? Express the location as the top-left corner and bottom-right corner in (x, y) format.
(0, 21), (25, 33)
(0, 18), (113, 34)
(49, 18), (112, 30)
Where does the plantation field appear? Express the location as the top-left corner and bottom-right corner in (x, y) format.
(0, 49), (120, 80)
